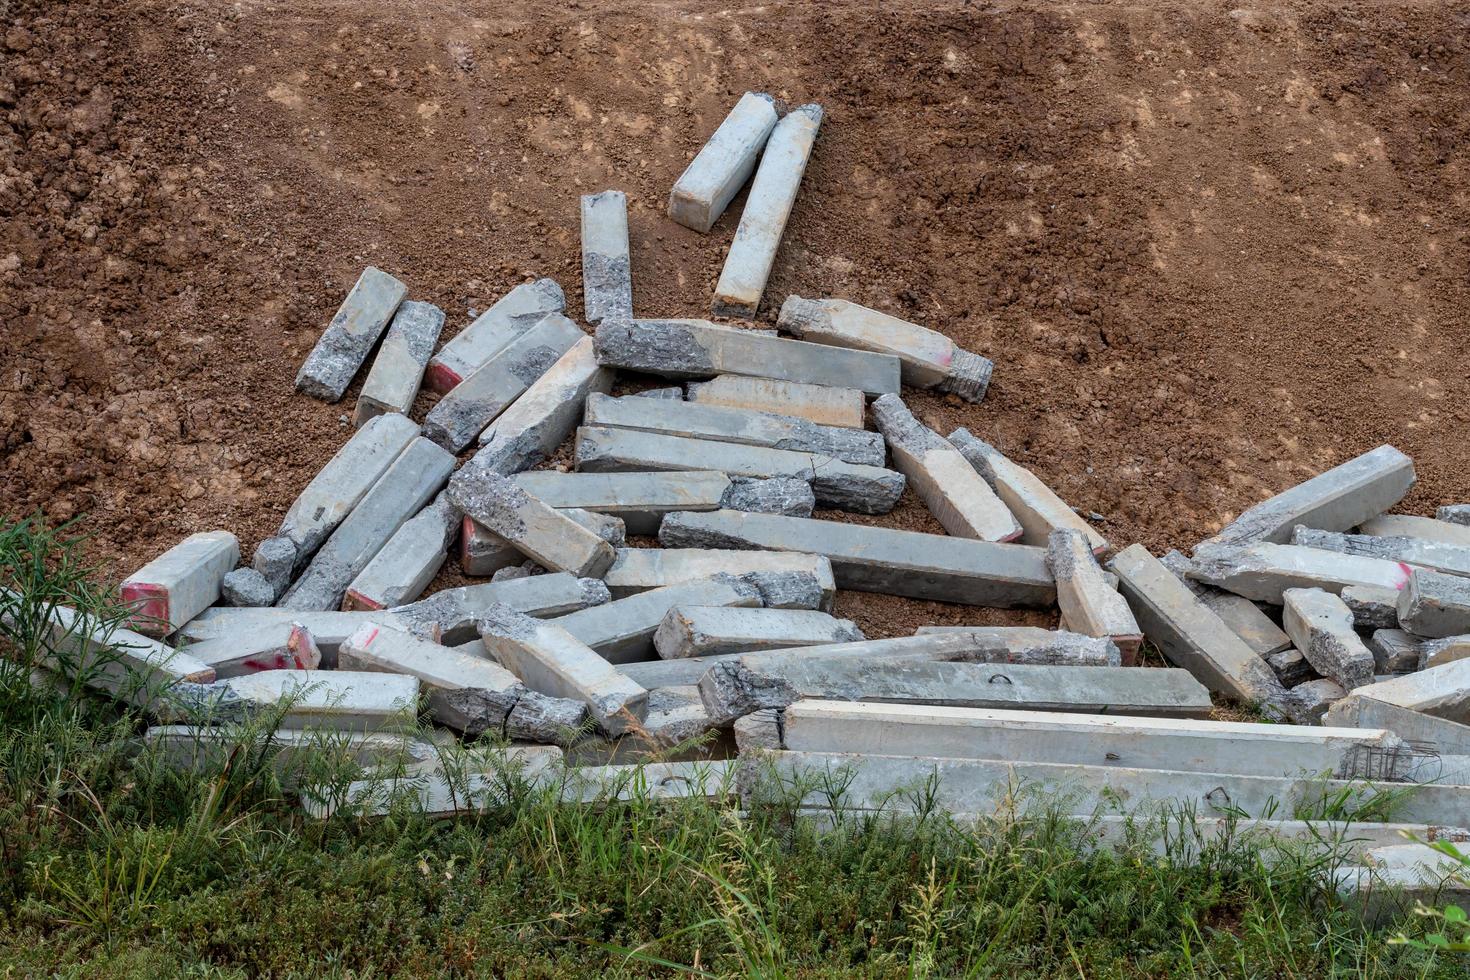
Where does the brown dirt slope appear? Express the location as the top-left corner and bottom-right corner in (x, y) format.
(2, 0), (1468, 636)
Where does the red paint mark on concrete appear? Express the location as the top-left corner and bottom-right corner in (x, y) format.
(425, 361), (462, 395)
(120, 582), (169, 627)
(1396, 562), (1414, 588)
(362, 627), (380, 646)
(344, 589), (383, 611)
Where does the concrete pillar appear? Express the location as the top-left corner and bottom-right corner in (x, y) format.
(1421, 635), (1470, 670)
(711, 104), (823, 316)
(280, 437), (455, 611)
(1160, 550), (1292, 657)
(1329, 659), (1470, 725)
(177, 621), (321, 678)
(1396, 569), (1470, 638)
(251, 536), (297, 600)
(448, 469), (616, 578)
(779, 296), (992, 401)
(659, 510), (1055, 608)
(276, 412), (420, 571)
(472, 337), (614, 474)
(1210, 445), (1416, 545)
(668, 92), (779, 233)
(1187, 541), (1414, 603)
(425, 278), (565, 394)
(1294, 525), (1470, 579)
(1341, 584), (1401, 630)
(686, 374), (866, 429)
(1366, 629), (1423, 674)
(653, 606), (863, 659)
(301, 746), (564, 818)
(575, 426), (905, 514)
(584, 391), (886, 466)
(295, 266), (407, 402)
(121, 530), (240, 636)
(593, 318), (900, 396)
(1359, 514), (1470, 548)
(1281, 588), (1375, 690)
(343, 493), (459, 610)
(354, 300), (445, 426)
(510, 470), (731, 536)
(460, 508), (623, 577)
(33, 604), (215, 709)
(185, 669), (420, 732)
(393, 572), (610, 645)
(602, 547), (836, 610)
(871, 395), (1020, 541)
(550, 576), (762, 663)
(733, 707), (783, 752)
(145, 726), (440, 788)
(1288, 678), (1350, 723)
(424, 312), (584, 452)
(1326, 695), (1470, 756)
(581, 190), (632, 324)
(947, 428), (1107, 552)
(1048, 529), (1142, 664)
(905, 627), (1121, 665)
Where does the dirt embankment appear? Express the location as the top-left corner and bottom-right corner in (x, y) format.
(2, 0), (1468, 636)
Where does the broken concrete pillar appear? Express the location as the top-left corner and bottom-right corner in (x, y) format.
(593, 318), (900, 396)
(1108, 544), (1295, 718)
(906, 628), (1122, 665)
(1294, 525), (1470, 579)
(1367, 629), (1423, 674)
(394, 572), (609, 645)
(1437, 505), (1470, 526)
(1048, 529), (1143, 664)
(477, 603), (647, 734)
(947, 428), (1106, 551)
(302, 746), (565, 818)
(1187, 541), (1414, 603)
(339, 622), (525, 735)
(251, 536), (297, 600)
(1281, 588), (1376, 690)
(720, 476), (816, 518)
(354, 300), (445, 426)
(280, 438), (455, 611)
(276, 412), (420, 570)
(871, 395), (1020, 541)
(1421, 635), (1470, 670)
(1266, 647), (1314, 687)
(181, 669), (420, 731)
(1359, 514), (1470, 548)
(733, 707), (783, 752)
(581, 190), (632, 324)
(179, 622), (321, 678)
(145, 726), (440, 787)
(1210, 445), (1416, 545)
(460, 508), (623, 577)
(295, 266), (408, 402)
(631, 686), (719, 746)
(510, 470), (731, 536)
(584, 392), (886, 466)
(603, 548), (836, 610)
(28, 603), (215, 708)
(1160, 550), (1292, 657)
(619, 656), (725, 689)
(504, 690), (590, 745)
(1341, 584), (1401, 630)
(1287, 678), (1349, 723)
(424, 312), (584, 452)
(121, 531), (240, 636)
(343, 493), (459, 611)
(654, 606), (864, 660)
(575, 426), (905, 514)
(710, 103), (823, 316)
(472, 337), (614, 474)
(1329, 659), (1470, 725)
(700, 658), (1212, 725)
(686, 374), (866, 429)
(221, 567), (274, 608)
(660, 510), (1055, 608)
(448, 469), (616, 578)
(780, 701), (1401, 779)
(668, 91), (779, 233)
(550, 576), (762, 663)
(779, 296), (993, 401)
(636, 386), (683, 400)
(1326, 695), (1470, 756)
(425, 278), (566, 394)
(1396, 569), (1470, 638)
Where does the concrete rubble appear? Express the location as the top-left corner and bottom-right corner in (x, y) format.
(354, 300), (445, 426)
(425, 278), (566, 393)
(580, 190), (633, 324)
(295, 266), (408, 402)
(1281, 588), (1376, 690)
(668, 91), (779, 234)
(449, 469), (616, 578)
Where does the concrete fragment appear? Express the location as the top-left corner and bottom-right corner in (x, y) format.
(636, 386), (683, 400)
(423, 312), (584, 452)
(668, 91), (779, 233)
(221, 568), (274, 608)
(1437, 504), (1470, 526)
(711, 104), (823, 316)
(343, 493), (459, 611)
(720, 476), (816, 518)
(659, 510), (1055, 608)
(1211, 445), (1416, 545)
(633, 686), (718, 745)
(276, 413), (420, 570)
(121, 531), (240, 636)
(1160, 550), (1292, 656)
(871, 395), (1020, 541)
(1187, 541), (1414, 603)
(511, 470), (731, 536)
(602, 547), (837, 610)
(584, 392), (886, 466)
(593, 318), (900, 396)
(575, 425), (905, 514)
(448, 469), (615, 578)
(280, 438), (456, 611)
(303, 745), (565, 818)
(425, 278), (566, 393)
(295, 266), (408, 401)
(701, 659), (1211, 724)
(338, 622), (525, 735)
(1293, 526), (1470, 578)
(1359, 514), (1470, 548)
(492, 564), (537, 582)
(251, 536), (297, 600)
(906, 628), (1123, 666)
(1287, 678), (1348, 723)
(179, 622), (321, 678)
(1266, 647), (1315, 687)
(1048, 529), (1142, 664)
(1367, 629), (1423, 674)
(181, 669), (419, 731)
(25, 604), (215, 708)
(460, 507), (624, 577)
(504, 690), (590, 745)
(1325, 695), (1470, 756)
(686, 374), (866, 429)
(1396, 569), (1470, 638)
(471, 337), (614, 474)
(1108, 544), (1295, 717)
(781, 701), (1402, 779)
(620, 656), (726, 689)
(395, 572), (609, 645)
(947, 428), (1106, 551)
(738, 570), (825, 610)
(1421, 634), (1470, 670)
(1330, 659), (1470, 725)
(477, 603), (647, 735)
(581, 190), (632, 324)
(779, 296), (993, 401)
(551, 577), (762, 663)
(654, 606), (864, 659)
(354, 300), (444, 425)
(733, 708), (783, 752)
(1341, 584), (1402, 630)
(1281, 588), (1376, 690)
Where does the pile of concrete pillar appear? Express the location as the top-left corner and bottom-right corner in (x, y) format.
(33, 90), (1468, 912)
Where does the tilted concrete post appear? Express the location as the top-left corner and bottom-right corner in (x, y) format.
(472, 337), (614, 473)
(295, 266), (407, 402)
(353, 300), (444, 426)
(948, 427), (1106, 551)
(448, 469), (616, 578)
(581, 190), (632, 324)
(1281, 588), (1375, 690)
(1049, 529), (1142, 664)
(121, 531), (240, 636)
(1397, 569), (1470, 638)
(512, 470), (732, 536)
(1187, 541), (1414, 603)
(343, 492), (460, 611)
(425, 278), (565, 394)
(668, 92), (779, 233)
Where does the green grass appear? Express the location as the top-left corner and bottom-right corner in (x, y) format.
(0, 514), (1464, 977)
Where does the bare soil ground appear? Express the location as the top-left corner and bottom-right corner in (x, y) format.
(3, 0), (1469, 638)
